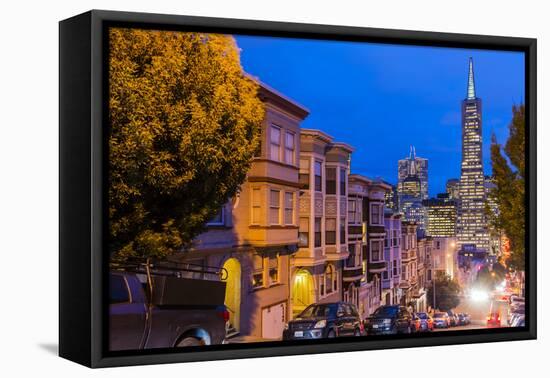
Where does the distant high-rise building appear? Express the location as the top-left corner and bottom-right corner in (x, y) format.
(398, 146), (428, 200)
(424, 193), (457, 237)
(398, 175), (426, 234)
(384, 183), (398, 212)
(446, 178), (460, 200)
(456, 58), (489, 252)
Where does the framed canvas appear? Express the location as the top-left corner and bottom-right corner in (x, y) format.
(59, 10), (537, 368)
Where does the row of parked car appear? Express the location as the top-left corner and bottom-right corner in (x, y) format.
(432, 310), (471, 329)
(282, 302), (471, 340)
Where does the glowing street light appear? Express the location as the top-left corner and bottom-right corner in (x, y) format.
(470, 289), (489, 302)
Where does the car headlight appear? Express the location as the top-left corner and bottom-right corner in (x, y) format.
(284, 323), (289, 330)
(314, 320), (327, 329)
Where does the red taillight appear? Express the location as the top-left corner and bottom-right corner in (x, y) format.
(218, 309), (230, 322)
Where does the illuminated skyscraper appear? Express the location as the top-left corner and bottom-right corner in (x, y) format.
(446, 178), (460, 200)
(398, 146), (428, 200)
(456, 58), (489, 252)
(424, 193), (457, 237)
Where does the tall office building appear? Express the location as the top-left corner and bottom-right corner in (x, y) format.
(424, 193), (457, 237)
(446, 178), (460, 200)
(456, 58), (489, 252)
(398, 146), (428, 200)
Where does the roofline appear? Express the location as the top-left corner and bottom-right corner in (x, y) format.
(330, 141), (355, 153)
(300, 128), (334, 143)
(246, 74), (310, 119)
(349, 173), (373, 185)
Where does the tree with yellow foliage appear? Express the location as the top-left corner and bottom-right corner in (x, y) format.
(109, 29), (264, 260)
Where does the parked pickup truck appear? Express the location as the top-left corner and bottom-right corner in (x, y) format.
(110, 271), (228, 351)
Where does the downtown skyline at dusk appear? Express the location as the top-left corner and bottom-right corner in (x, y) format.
(235, 35), (525, 196)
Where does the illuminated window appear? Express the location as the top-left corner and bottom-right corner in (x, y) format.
(252, 255), (264, 288)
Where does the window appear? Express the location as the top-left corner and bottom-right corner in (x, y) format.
(371, 240), (382, 261)
(269, 189), (280, 224)
(299, 217), (309, 247)
(326, 218), (336, 245)
(284, 192), (294, 225)
(348, 200), (357, 224)
(269, 255), (279, 285)
(347, 244), (357, 267)
(340, 168), (346, 195)
(393, 259), (398, 276)
(284, 131), (295, 164)
(251, 188), (261, 224)
(252, 255), (264, 288)
(340, 217), (346, 244)
(314, 161), (322, 192)
(110, 275), (129, 304)
(270, 125), (281, 162)
(326, 167), (336, 195)
(384, 231), (390, 248)
(370, 203), (382, 225)
(314, 218), (322, 247)
(299, 159), (310, 189)
(207, 208), (225, 226)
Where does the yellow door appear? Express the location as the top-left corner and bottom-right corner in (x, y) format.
(292, 270), (314, 318)
(222, 258), (241, 333)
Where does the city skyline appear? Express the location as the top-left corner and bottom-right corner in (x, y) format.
(236, 35), (525, 196)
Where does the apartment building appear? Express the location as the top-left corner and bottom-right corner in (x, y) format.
(399, 221), (418, 310)
(293, 129), (353, 318)
(383, 211), (403, 306)
(182, 81), (309, 340)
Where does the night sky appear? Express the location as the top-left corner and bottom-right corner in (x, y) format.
(234, 35), (525, 197)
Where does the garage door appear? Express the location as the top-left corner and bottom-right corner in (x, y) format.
(262, 303), (286, 339)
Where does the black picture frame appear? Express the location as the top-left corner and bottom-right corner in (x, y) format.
(59, 9), (537, 368)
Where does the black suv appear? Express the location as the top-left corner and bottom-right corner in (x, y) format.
(364, 305), (414, 335)
(283, 302), (364, 340)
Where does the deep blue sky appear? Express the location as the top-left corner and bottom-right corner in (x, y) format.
(235, 35), (525, 196)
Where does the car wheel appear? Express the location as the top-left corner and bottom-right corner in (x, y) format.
(176, 337), (202, 347)
(327, 330), (336, 338)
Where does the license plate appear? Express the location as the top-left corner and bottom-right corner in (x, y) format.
(372, 324), (379, 329)
(294, 331), (304, 337)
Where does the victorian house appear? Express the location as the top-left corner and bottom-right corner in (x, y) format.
(293, 129), (353, 318)
(383, 210), (403, 306)
(399, 221), (419, 310)
(183, 81), (309, 340)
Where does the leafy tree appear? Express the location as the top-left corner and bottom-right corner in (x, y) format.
(427, 272), (461, 311)
(489, 105), (525, 270)
(109, 29), (264, 260)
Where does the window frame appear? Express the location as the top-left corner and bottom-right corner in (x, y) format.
(269, 189), (281, 225)
(270, 124), (282, 162)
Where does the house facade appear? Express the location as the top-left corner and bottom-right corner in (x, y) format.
(293, 129), (353, 318)
(382, 211), (403, 306)
(181, 81), (309, 340)
(399, 221), (418, 310)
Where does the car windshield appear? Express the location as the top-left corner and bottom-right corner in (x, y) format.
(416, 313), (428, 319)
(372, 307), (398, 317)
(299, 304), (335, 318)
(434, 313), (447, 318)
